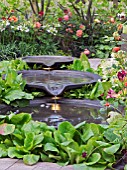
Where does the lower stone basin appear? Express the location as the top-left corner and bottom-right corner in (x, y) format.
(0, 98), (107, 128)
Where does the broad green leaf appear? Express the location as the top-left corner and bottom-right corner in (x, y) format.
(58, 121), (75, 137)
(40, 153), (53, 162)
(4, 90), (33, 102)
(54, 130), (66, 143)
(67, 141), (80, 153)
(48, 154), (61, 160)
(0, 144), (8, 157)
(90, 123), (100, 135)
(75, 121), (86, 129)
(22, 120), (41, 134)
(59, 150), (68, 161)
(103, 144), (120, 155)
(54, 131), (66, 143)
(44, 143), (59, 153)
(61, 141), (72, 146)
(33, 134), (44, 146)
(102, 151), (115, 162)
(0, 123), (15, 135)
(24, 132), (34, 150)
(23, 154), (40, 165)
(124, 164), (127, 170)
(96, 141), (111, 147)
(104, 129), (120, 142)
(0, 115), (7, 119)
(86, 153), (101, 165)
(81, 124), (94, 142)
(8, 147), (27, 158)
(10, 113), (32, 125)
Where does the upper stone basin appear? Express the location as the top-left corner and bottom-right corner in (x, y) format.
(19, 70), (101, 96)
(22, 55), (74, 68)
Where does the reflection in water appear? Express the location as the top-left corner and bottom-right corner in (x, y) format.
(43, 67), (52, 71)
(51, 103), (61, 113)
(5, 101), (107, 128)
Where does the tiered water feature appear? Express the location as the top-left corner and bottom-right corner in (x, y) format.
(1, 55), (107, 127)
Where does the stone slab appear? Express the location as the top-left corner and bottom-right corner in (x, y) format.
(61, 165), (74, 170)
(6, 160), (37, 170)
(0, 158), (18, 170)
(33, 162), (62, 170)
(88, 58), (101, 69)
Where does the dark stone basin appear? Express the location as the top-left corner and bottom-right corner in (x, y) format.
(19, 70), (101, 96)
(22, 55), (74, 68)
(0, 98), (107, 128)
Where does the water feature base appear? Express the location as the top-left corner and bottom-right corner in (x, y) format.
(0, 98), (107, 128)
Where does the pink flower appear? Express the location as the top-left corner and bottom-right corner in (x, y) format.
(68, 11), (72, 17)
(79, 24), (85, 30)
(76, 30), (83, 37)
(106, 88), (117, 99)
(63, 15), (69, 21)
(84, 49), (90, 55)
(35, 22), (41, 28)
(117, 70), (127, 81)
(66, 28), (73, 33)
(38, 11), (44, 16)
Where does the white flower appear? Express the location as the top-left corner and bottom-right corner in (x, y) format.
(1, 28), (5, 32)
(25, 28), (29, 32)
(17, 25), (23, 30)
(6, 21), (10, 26)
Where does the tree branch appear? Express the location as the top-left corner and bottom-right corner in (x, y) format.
(28, 0), (36, 14)
(35, 0), (39, 13)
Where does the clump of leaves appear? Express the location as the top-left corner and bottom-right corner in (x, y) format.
(0, 69), (33, 105)
(67, 53), (94, 72)
(0, 112), (126, 169)
(0, 59), (29, 74)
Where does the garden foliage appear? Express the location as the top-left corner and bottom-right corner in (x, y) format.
(0, 112), (126, 169)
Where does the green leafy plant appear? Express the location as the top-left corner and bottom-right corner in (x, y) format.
(0, 69), (33, 105)
(0, 112), (126, 169)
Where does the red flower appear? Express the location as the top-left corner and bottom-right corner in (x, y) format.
(11, 10), (15, 13)
(38, 11), (44, 16)
(8, 16), (18, 22)
(58, 17), (63, 22)
(112, 47), (120, 52)
(104, 102), (110, 107)
(2, 17), (6, 20)
(64, 9), (68, 14)
(117, 70), (126, 81)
